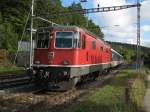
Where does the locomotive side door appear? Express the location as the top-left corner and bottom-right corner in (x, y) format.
(34, 30), (51, 65)
(100, 44), (103, 63)
(79, 32), (87, 65)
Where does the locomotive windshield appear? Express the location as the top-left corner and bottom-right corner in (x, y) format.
(36, 32), (50, 48)
(55, 31), (79, 48)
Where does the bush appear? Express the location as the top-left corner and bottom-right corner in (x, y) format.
(129, 78), (146, 111)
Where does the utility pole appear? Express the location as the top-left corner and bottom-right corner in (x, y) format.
(136, 0), (141, 73)
(30, 0), (34, 69)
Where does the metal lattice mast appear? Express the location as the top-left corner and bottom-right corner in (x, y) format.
(136, 1), (141, 73)
(30, 0), (34, 68)
(37, 4), (139, 18)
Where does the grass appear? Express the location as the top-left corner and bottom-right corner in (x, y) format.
(130, 78), (145, 109)
(0, 66), (25, 74)
(67, 68), (147, 112)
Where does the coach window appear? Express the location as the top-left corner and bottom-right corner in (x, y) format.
(92, 40), (96, 50)
(36, 32), (50, 48)
(82, 35), (86, 49)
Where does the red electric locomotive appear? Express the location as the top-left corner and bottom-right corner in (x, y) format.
(32, 26), (111, 88)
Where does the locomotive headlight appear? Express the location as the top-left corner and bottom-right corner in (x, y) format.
(48, 52), (54, 61)
(62, 60), (69, 65)
(35, 60), (40, 64)
(33, 70), (37, 75)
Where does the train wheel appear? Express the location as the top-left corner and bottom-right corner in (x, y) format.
(33, 72), (49, 89)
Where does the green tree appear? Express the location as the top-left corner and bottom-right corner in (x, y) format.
(0, 0), (104, 53)
(0, 22), (18, 53)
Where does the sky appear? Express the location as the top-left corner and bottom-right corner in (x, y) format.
(61, 0), (150, 48)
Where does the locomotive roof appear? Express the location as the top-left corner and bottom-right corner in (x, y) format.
(37, 25), (110, 47)
(37, 25), (98, 38)
(37, 25), (80, 31)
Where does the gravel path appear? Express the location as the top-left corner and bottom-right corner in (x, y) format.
(144, 74), (150, 112)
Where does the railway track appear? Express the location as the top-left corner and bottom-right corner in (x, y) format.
(21, 67), (123, 112)
(0, 66), (124, 112)
(32, 66), (123, 103)
(0, 65), (124, 92)
(0, 73), (26, 79)
(0, 74), (31, 90)
(28, 66), (123, 95)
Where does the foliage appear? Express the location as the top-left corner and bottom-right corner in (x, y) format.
(143, 51), (150, 68)
(130, 78), (145, 109)
(108, 41), (150, 68)
(0, 66), (24, 74)
(0, 0), (103, 54)
(0, 22), (18, 53)
(1, 0), (149, 66)
(67, 68), (147, 112)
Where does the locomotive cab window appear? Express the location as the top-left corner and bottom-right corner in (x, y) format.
(73, 32), (80, 48)
(55, 32), (74, 48)
(36, 32), (50, 48)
